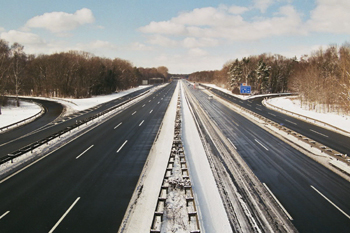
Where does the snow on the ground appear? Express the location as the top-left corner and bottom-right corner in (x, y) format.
(267, 96), (350, 133)
(203, 83), (350, 133)
(180, 82), (232, 232)
(44, 85), (152, 115)
(0, 85), (151, 129)
(0, 101), (41, 128)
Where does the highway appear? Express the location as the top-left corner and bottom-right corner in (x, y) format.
(0, 82), (176, 232)
(187, 83), (350, 232)
(204, 85), (350, 156)
(0, 87), (153, 161)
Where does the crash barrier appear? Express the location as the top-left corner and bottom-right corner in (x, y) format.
(0, 99), (45, 133)
(1, 90), (151, 165)
(200, 84), (349, 173)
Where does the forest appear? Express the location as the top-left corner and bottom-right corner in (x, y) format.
(0, 39), (169, 106)
(1, 38), (349, 114)
(189, 44), (350, 114)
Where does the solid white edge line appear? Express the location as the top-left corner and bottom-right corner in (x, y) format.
(76, 145), (94, 159)
(139, 120), (144, 127)
(254, 139), (269, 151)
(0, 211), (10, 220)
(114, 122), (122, 129)
(310, 129), (329, 138)
(117, 140), (128, 153)
(48, 197), (80, 233)
(311, 185), (350, 220)
(263, 183), (293, 220)
(227, 138), (237, 150)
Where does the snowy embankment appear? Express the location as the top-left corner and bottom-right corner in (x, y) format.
(265, 96), (350, 134)
(0, 85), (151, 129)
(0, 101), (42, 128)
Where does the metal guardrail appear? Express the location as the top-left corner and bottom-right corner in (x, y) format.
(0, 100), (45, 133)
(1, 90), (150, 165)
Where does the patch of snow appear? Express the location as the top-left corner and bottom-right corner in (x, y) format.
(0, 101), (41, 128)
(267, 97), (350, 133)
(180, 82), (232, 232)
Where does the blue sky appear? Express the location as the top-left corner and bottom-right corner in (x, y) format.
(0, 0), (349, 73)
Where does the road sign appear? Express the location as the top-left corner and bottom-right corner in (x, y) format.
(240, 84), (251, 94)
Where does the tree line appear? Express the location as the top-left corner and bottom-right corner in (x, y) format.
(0, 39), (169, 106)
(188, 43), (350, 114)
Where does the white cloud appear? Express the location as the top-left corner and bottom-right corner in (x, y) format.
(0, 30), (45, 46)
(228, 6), (249, 15)
(182, 37), (219, 48)
(139, 4), (304, 43)
(147, 34), (179, 47)
(188, 48), (208, 57)
(0, 27), (5, 32)
(253, 0), (275, 13)
(128, 42), (153, 51)
(24, 8), (95, 33)
(307, 0), (350, 34)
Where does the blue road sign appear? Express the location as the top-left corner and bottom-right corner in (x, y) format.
(240, 85), (251, 94)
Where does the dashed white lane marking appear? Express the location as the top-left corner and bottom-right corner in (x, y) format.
(268, 112), (276, 117)
(310, 129), (328, 138)
(311, 185), (350, 219)
(49, 197), (80, 233)
(142, 104), (145, 107)
(139, 120), (144, 126)
(150, 110), (153, 114)
(0, 211), (10, 220)
(117, 140), (128, 153)
(254, 139), (269, 151)
(132, 111), (137, 115)
(285, 119), (297, 125)
(263, 183), (293, 220)
(76, 145), (94, 159)
(114, 122), (122, 129)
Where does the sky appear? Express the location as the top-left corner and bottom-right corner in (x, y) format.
(0, 0), (349, 74)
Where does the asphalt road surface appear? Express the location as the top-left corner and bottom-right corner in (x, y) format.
(204, 85), (350, 156)
(0, 82), (176, 233)
(0, 87), (153, 160)
(187, 84), (350, 233)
